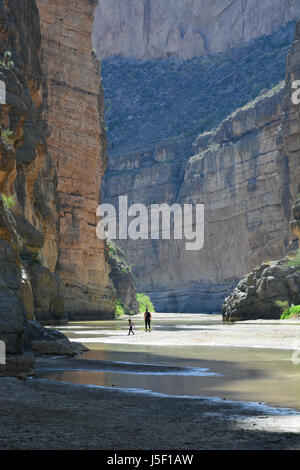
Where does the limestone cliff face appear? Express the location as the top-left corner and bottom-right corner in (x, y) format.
(222, 18), (300, 320)
(0, 0), (117, 376)
(0, 0), (60, 274)
(103, 20), (300, 313)
(93, 0), (300, 60)
(0, 0), (62, 375)
(36, 0), (116, 319)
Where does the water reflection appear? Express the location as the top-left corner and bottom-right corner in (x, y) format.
(39, 318), (300, 411)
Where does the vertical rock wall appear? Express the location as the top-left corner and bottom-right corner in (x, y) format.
(103, 20), (300, 313)
(36, 0), (116, 319)
(0, 0), (62, 375)
(93, 0), (300, 60)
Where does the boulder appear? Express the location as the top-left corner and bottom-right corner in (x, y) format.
(30, 340), (87, 356)
(222, 260), (300, 321)
(24, 320), (88, 356)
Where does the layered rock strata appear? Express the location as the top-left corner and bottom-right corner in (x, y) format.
(222, 20), (300, 320)
(103, 19), (300, 313)
(0, 0), (63, 376)
(36, 0), (116, 319)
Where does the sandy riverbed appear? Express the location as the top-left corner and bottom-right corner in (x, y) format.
(67, 313), (300, 350)
(0, 314), (300, 450)
(0, 376), (300, 450)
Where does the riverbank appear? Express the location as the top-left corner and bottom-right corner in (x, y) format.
(0, 376), (299, 450)
(1, 313), (300, 450)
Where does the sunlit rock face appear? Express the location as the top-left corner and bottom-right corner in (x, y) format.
(93, 0), (300, 60)
(36, 0), (116, 319)
(103, 20), (300, 313)
(0, 0), (60, 375)
(222, 19), (300, 320)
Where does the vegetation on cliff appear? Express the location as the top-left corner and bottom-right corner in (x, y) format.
(280, 304), (300, 319)
(0, 194), (16, 210)
(102, 21), (295, 155)
(107, 239), (138, 314)
(136, 293), (155, 313)
(115, 299), (133, 317)
(286, 249), (300, 268)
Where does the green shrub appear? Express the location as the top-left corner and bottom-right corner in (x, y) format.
(115, 299), (134, 317)
(107, 240), (117, 257)
(1, 129), (15, 146)
(115, 299), (125, 317)
(286, 249), (300, 268)
(280, 304), (300, 320)
(1, 194), (16, 209)
(136, 292), (155, 313)
(275, 300), (289, 313)
(0, 51), (14, 70)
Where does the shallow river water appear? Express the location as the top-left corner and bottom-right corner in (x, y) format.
(36, 315), (300, 411)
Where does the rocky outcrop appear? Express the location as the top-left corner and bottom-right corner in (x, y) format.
(222, 261), (300, 321)
(24, 320), (88, 356)
(36, 0), (116, 320)
(103, 19), (300, 313)
(93, 0), (300, 60)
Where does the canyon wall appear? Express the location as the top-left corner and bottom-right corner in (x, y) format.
(36, 0), (116, 319)
(0, 0), (63, 375)
(93, 0), (300, 60)
(222, 23), (300, 320)
(0, 0), (118, 376)
(103, 20), (300, 313)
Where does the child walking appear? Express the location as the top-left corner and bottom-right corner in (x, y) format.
(128, 318), (135, 335)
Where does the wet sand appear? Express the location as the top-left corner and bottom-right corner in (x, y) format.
(64, 313), (300, 350)
(0, 376), (299, 450)
(0, 313), (300, 450)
